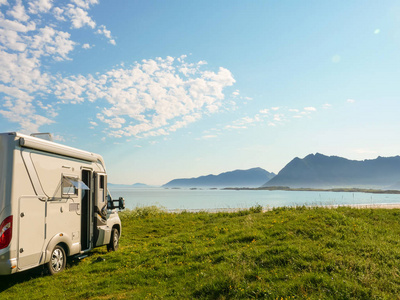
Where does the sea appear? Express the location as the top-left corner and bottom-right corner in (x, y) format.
(108, 188), (400, 211)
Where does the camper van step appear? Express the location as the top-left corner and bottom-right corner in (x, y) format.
(76, 254), (88, 260)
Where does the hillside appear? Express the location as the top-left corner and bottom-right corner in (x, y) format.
(2, 206), (400, 299)
(163, 167), (275, 188)
(263, 153), (400, 189)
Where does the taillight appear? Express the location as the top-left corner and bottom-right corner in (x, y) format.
(0, 216), (13, 250)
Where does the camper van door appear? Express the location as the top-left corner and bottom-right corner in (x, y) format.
(94, 172), (108, 245)
(18, 196), (45, 270)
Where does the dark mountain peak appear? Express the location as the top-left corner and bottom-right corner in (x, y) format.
(263, 153), (400, 189)
(163, 167), (276, 188)
(373, 155), (400, 161)
(304, 153), (345, 160)
(305, 152), (326, 159)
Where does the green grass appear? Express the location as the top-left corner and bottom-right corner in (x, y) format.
(2, 205), (400, 299)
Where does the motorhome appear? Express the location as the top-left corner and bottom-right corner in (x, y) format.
(0, 132), (124, 275)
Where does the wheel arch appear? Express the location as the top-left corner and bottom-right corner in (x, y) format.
(112, 223), (120, 235)
(44, 233), (73, 263)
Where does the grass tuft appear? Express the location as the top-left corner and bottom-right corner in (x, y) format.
(119, 205), (166, 219)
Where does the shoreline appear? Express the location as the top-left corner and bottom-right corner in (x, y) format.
(168, 203), (400, 213)
(223, 186), (400, 194)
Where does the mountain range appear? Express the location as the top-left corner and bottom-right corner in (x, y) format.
(263, 153), (400, 189)
(111, 153), (400, 190)
(162, 167), (276, 188)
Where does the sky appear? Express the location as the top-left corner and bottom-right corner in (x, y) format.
(1, 0), (400, 185)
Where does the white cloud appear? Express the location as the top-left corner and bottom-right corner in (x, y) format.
(96, 24), (115, 45)
(0, 98), (54, 133)
(347, 99), (355, 103)
(37, 100), (57, 117)
(288, 106), (317, 119)
(0, 4), (229, 138)
(323, 103), (332, 109)
(374, 29), (380, 34)
(200, 135), (217, 139)
(0, 17), (36, 32)
(53, 7), (65, 21)
(7, 0), (30, 22)
(52, 134), (65, 142)
(273, 113), (283, 121)
(225, 114), (263, 130)
(66, 4), (96, 29)
(53, 56), (235, 138)
(29, 0), (53, 14)
(31, 26), (76, 60)
(304, 107), (316, 111)
(72, 0), (99, 9)
(225, 124), (247, 129)
(232, 89), (239, 96)
(0, 0), (111, 132)
(226, 105), (319, 131)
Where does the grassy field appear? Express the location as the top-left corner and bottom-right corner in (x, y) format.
(2, 205), (400, 299)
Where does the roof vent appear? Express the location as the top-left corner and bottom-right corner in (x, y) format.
(30, 133), (53, 142)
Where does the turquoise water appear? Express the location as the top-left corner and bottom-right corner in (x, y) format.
(109, 188), (400, 211)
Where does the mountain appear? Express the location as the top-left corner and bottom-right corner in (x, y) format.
(262, 153), (400, 189)
(163, 168), (276, 188)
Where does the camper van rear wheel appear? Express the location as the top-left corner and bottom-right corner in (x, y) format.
(107, 228), (119, 251)
(48, 245), (66, 275)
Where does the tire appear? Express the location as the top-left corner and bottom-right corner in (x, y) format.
(107, 228), (119, 252)
(47, 245), (66, 275)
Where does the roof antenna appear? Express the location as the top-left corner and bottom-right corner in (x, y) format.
(30, 133), (53, 142)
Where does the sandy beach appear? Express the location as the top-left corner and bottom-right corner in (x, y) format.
(334, 203), (400, 209)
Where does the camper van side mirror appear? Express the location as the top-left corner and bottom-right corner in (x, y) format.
(118, 197), (125, 210)
(107, 196), (125, 210)
(107, 194), (112, 209)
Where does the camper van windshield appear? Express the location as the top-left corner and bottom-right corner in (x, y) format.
(62, 176), (89, 196)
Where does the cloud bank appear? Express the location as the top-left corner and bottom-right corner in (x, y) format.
(56, 56), (235, 138)
(0, 1), (235, 137)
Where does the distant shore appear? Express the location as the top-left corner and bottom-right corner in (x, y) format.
(223, 186), (400, 194)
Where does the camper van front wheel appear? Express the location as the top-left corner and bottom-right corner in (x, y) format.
(48, 245), (66, 275)
(107, 228), (119, 251)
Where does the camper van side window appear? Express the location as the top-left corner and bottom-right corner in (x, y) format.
(62, 176), (78, 196)
(100, 175), (105, 202)
(62, 176), (90, 197)
(100, 175), (104, 189)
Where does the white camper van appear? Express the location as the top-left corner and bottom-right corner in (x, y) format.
(0, 132), (125, 275)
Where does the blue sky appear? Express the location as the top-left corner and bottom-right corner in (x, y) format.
(1, 0), (400, 185)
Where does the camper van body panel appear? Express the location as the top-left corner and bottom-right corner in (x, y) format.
(0, 132), (121, 275)
(0, 134), (17, 274)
